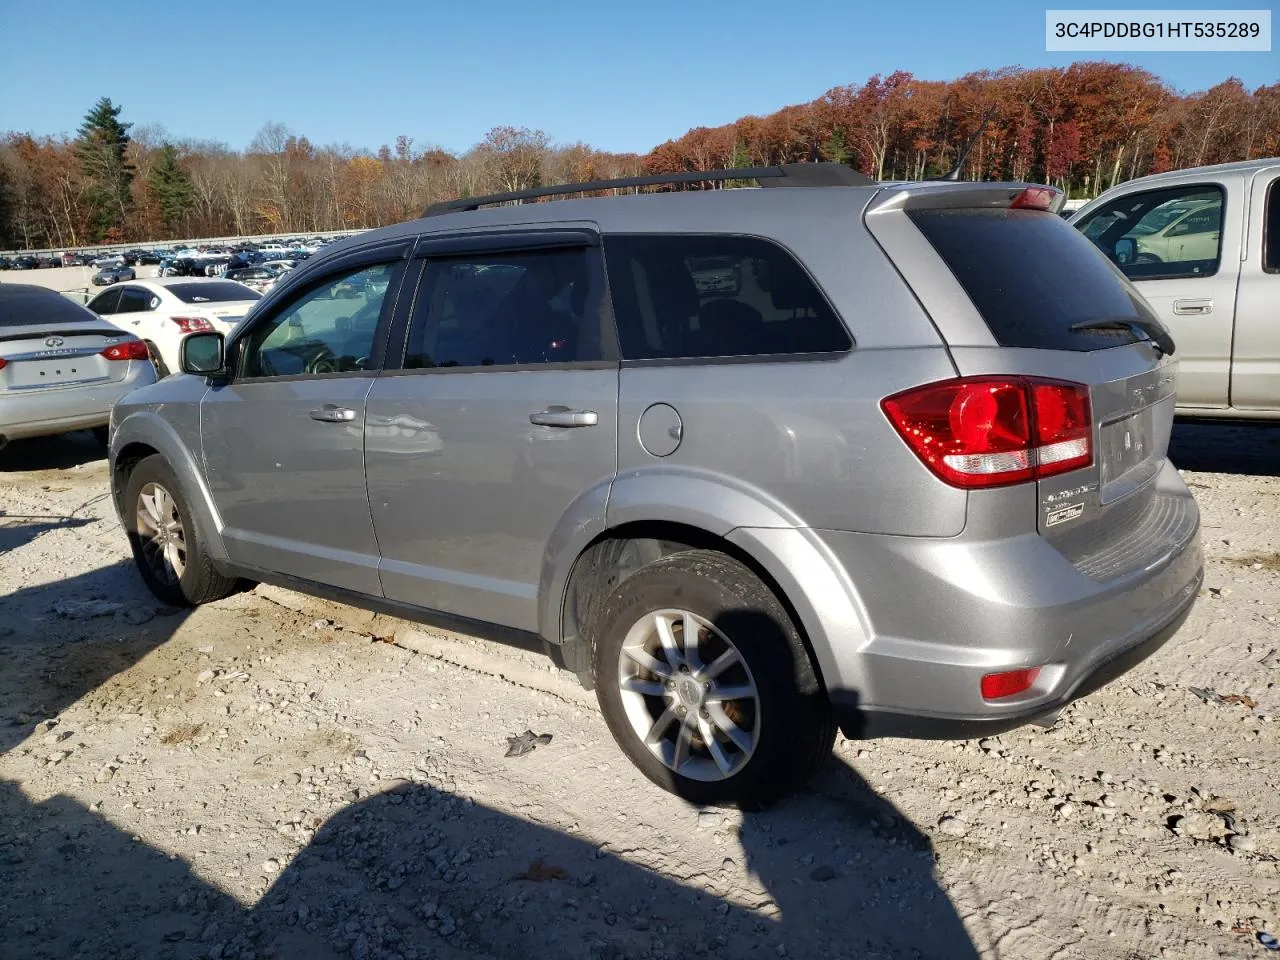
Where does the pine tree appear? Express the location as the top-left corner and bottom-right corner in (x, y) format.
(75, 97), (134, 239)
(149, 143), (194, 235)
(822, 128), (853, 165)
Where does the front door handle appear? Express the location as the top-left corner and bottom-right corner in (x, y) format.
(1173, 299), (1213, 316)
(309, 405), (356, 423)
(529, 406), (598, 428)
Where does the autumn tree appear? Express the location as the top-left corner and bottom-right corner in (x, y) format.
(76, 97), (134, 239)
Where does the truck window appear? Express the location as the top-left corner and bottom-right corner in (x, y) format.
(1265, 178), (1280, 274)
(1074, 185), (1224, 282)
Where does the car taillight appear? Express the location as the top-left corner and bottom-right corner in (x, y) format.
(101, 340), (151, 361)
(0, 357), (7, 370)
(981, 667), (1041, 700)
(882, 377), (1092, 488)
(171, 316), (214, 333)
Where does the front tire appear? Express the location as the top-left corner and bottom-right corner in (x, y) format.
(592, 550), (834, 808)
(124, 455), (237, 606)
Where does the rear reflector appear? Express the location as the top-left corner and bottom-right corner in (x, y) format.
(981, 667), (1041, 700)
(101, 340), (150, 362)
(171, 316), (214, 333)
(1009, 186), (1060, 211)
(882, 377), (1092, 488)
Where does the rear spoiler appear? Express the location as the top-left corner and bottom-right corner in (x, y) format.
(867, 182), (1065, 215)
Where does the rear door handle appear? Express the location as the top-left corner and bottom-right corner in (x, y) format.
(309, 405), (356, 423)
(1173, 299), (1213, 315)
(529, 406), (598, 428)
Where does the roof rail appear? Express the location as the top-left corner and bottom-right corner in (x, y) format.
(422, 162), (875, 217)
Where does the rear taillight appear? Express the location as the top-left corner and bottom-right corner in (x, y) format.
(882, 377), (1092, 488)
(0, 358), (7, 370)
(101, 340), (150, 361)
(171, 316), (214, 333)
(981, 667), (1041, 700)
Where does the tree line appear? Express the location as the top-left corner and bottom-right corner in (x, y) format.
(2, 62), (1276, 250)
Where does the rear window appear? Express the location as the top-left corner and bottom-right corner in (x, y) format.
(604, 234), (852, 360)
(909, 208), (1163, 352)
(166, 281), (262, 304)
(0, 285), (97, 327)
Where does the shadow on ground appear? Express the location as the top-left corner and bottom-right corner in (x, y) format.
(0, 753), (979, 960)
(1169, 421), (1280, 477)
(0, 430), (107, 472)
(0, 562), (192, 754)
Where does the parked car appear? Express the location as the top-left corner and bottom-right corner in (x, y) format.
(1071, 157), (1280, 419)
(87, 277), (260, 378)
(108, 167), (1203, 806)
(136, 250), (163, 265)
(0, 256), (11, 270)
(0, 283), (156, 448)
(92, 265), (137, 286)
(11, 256), (38, 270)
(93, 254), (126, 268)
(224, 266), (281, 292)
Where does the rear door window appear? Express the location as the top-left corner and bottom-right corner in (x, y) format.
(603, 234), (851, 360)
(909, 208), (1166, 352)
(115, 287), (151, 314)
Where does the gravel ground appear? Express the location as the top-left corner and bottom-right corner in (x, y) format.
(1, 424), (1278, 960)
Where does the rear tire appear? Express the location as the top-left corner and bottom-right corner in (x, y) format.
(124, 455), (237, 607)
(592, 549), (833, 808)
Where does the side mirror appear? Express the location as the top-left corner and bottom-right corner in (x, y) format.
(1114, 238), (1136, 265)
(181, 332), (226, 376)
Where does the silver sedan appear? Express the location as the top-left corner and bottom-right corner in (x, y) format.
(0, 283), (156, 448)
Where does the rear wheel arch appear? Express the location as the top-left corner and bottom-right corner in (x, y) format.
(558, 521), (827, 700)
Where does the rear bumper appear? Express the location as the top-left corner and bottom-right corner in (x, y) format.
(777, 461), (1203, 739)
(0, 367), (152, 441)
(837, 573), (1198, 738)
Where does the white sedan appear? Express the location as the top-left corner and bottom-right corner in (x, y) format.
(85, 277), (261, 378)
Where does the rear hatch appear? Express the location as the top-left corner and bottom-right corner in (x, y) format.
(867, 184), (1186, 574)
(162, 280), (262, 334)
(0, 323), (140, 392)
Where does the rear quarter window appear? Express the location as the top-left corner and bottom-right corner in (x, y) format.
(603, 234), (852, 361)
(909, 208), (1163, 352)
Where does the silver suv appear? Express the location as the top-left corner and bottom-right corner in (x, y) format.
(109, 165), (1203, 807)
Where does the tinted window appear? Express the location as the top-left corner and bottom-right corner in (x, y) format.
(166, 281), (262, 304)
(1265, 178), (1280, 274)
(910, 208), (1165, 352)
(1074, 185), (1224, 281)
(87, 288), (122, 315)
(0, 285), (98, 326)
(115, 288), (151, 314)
(239, 263), (396, 378)
(404, 248), (603, 369)
(603, 235), (851, 360)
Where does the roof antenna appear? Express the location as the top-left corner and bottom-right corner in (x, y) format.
(936, 105), (997, 181)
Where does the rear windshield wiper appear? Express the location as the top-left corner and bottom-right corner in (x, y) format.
(1069, 317), (1175, 356)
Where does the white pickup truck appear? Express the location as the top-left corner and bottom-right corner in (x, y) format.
(1070, 158), (1280, 420)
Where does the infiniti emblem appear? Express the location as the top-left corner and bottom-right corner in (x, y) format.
(45, 336), (65, 347)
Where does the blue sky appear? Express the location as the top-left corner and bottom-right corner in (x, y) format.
(1, 0), (1274, 155)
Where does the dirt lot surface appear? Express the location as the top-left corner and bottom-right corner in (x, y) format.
(1, 425), (1278, 960)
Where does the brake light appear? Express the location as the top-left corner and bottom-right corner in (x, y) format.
(171, 316), (214, 333)
(100, 339), (151, 361)
(1010, 186), (1060, 211)
(981, 667), (1041, 700)
(882, 377), (1092, 488)
(0, 358), (7, 370)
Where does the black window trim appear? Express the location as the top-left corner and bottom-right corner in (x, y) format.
(86, 288), (122, 315)
(1263, 175), (1280, 275)
(382, 229), (621, 375)
(227, 242), (411, 384)
(603, 230), (855, 366)
(1076, 181), (1227, 282)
